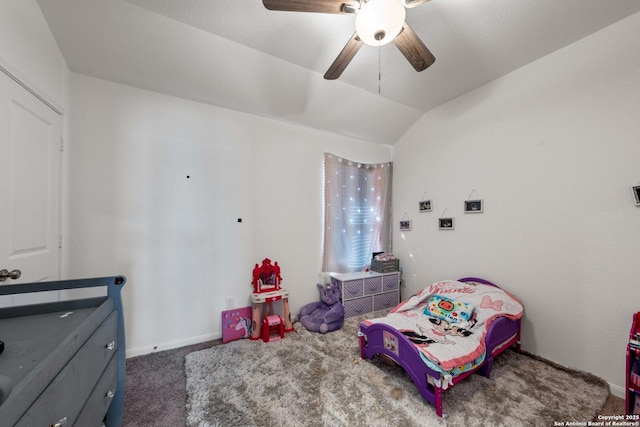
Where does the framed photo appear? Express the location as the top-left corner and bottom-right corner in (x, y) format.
(464, 199), (483, 213)
(633, 186), (640, 206)
(438, 217), (454, 230)
(419, 200), (432, 212)
(400, 220), (412, 231)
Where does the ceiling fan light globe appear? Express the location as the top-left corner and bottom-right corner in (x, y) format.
(355, 0), (406, 46)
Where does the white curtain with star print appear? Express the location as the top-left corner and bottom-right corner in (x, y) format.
(322, 153), (393, 273)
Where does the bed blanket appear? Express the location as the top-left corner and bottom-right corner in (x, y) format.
(361, 280), (523, 373)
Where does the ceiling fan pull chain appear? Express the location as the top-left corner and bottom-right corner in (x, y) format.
(378, 42), (381, 95)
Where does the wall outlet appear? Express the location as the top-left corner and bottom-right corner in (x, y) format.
(224, 297), (234, 310)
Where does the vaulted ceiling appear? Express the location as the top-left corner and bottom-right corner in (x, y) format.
(37, 0), (640, 144)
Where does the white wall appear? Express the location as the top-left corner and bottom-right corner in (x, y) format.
(68, 74), (392, 356)
(392, 12), (640, 396)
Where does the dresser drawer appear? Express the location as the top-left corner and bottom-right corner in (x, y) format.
(383, 273), (399, 291)
(338, 279), (363, 299)
(374, 291), (399, 311)
(16, 311), (118, 426)
(343, 296), (373, 318)
(75, 355), (118, 426)
(364, 277), (382, 295)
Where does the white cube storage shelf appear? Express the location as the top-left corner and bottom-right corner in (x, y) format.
(330, 271), (400, 318)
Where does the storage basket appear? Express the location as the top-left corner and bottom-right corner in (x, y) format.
(371, 259), (400, 273)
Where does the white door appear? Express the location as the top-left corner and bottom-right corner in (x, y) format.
(0, 70), (62, 306)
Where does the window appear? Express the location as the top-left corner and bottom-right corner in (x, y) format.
(322, 153), (393, 273)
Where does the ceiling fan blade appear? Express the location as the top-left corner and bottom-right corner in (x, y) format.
(262, 0), (358, 14)
(400, 0), (431, 8)
(393, 23), (435, 72)
(324, 33), (364, 80)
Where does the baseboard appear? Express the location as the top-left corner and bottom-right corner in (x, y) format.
(126, 331), (220, 358)
(609, 382), (625, 399)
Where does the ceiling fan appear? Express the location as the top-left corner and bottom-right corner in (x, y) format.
(262, 0), (436, 80)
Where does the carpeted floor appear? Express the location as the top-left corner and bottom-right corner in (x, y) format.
(123, 334), (624, 426)
(123, 340), (216, 426)
(184, 314), (613, 426)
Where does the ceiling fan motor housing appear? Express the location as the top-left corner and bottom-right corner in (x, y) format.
(355, 0), (406, 45)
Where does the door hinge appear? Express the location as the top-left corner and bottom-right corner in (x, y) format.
(58, 235), (63, 249)
(60, 137), (64, 152)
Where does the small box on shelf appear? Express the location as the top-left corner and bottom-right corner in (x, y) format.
(631, 371), (640, 392)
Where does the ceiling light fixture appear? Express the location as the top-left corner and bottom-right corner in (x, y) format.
(355, 0), (406, 46)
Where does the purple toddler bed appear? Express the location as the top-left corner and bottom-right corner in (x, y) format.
(358, 277), (523, 417)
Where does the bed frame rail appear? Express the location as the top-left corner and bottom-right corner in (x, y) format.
(359, 322), (444, 415)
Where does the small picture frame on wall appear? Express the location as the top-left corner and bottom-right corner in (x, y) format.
(632, 186), (640, 206)
(464, 199), (483, 213)
(419, 200), (432, 212)
(400, 220), (412, 231)
(439, 218), (454, 230)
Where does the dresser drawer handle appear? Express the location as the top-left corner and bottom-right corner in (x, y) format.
(105, 341), (116, 351)
(106, 389), (115, 399)
(50, 417), (68, 427)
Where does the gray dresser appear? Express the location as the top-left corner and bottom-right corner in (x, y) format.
(0, 276), (126, 426)
(330, 271), (400, 318)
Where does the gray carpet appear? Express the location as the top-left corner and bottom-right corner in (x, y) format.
(123, 341), (215, 426)
(185, 312), (610, 426)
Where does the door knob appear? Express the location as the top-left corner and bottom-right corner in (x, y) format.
(0, 269), (21, 282)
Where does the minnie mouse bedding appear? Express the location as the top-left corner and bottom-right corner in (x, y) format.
(360, 279), (523, 388)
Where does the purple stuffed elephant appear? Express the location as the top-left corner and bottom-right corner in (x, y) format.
(298, 283), (345, 333)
